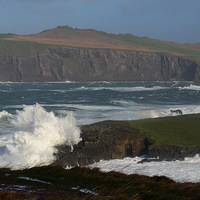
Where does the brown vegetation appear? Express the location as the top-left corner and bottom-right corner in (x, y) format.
(1, 166), (200, 199)
(4, 26), (200, 62)
(6, 35), (154, 52)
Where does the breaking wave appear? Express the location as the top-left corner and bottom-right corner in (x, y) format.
(74, 83), (200, 93)
(0, 104), (81, 170)
(75, 86), (167, 92)
(0, 110), (12, 121)
(90, 155), (200, 183)
(180, 84), (200, 91)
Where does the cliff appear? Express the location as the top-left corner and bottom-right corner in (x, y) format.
(0, 46), (199, 82)
(195, 66), (200, 85)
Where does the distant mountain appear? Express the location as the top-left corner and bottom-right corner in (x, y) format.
(4, 25), (200, 62)
(0, 26), (200, 83)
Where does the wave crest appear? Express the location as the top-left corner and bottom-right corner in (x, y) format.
(0, 110), (12, 121)
(0, 104), (81, 169)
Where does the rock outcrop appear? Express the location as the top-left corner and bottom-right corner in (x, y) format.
(53, 121), (153, 167)
(195, 66), (200, 85)
(53, 120), (200, 167)
(0, 46), (199, 82)
(148, 145), (200, 161)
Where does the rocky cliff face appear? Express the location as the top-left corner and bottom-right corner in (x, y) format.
(195, 66), (200, 85)
(0, 46), (199, 82)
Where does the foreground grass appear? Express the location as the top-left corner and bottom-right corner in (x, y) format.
(128, 114), (200, 147)
(1, 166), (200, 199)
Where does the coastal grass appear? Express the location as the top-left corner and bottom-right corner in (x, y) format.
(0, 38), (51, 56)
(110, 33), (200, 58)
(128, 114), (200, 147)
(0, 33), (16, 39)
(1, 166), (200, 199)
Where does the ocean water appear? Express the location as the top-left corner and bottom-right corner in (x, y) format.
(0, 81), (200, 182)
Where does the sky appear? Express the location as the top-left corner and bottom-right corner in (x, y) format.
(0, 0), (199, 43)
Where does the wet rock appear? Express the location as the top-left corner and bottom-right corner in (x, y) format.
(53, 119), (200, 167)
(53, 121), (153, 167)
(170, 109), (183, 115)
(148, 145), (200, 161)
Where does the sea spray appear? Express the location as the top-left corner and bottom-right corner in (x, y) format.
(90, 155), (200, 183)
(0, 104), (81, 169)
(0, 110), (12, 121)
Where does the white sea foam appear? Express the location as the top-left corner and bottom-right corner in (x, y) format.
(18, 176), (52, 185)
(111, 100), (200, 119)
(48, 102), (200, 124)
(26, 89), (42, 91)
(145, 105), (200, 119)
(90, 155), (200, 183)
(0, 104), (81, 170)
(75, 86), (167, 92)
(180, 84), (200, 91)
(108, 86), (167, 92)
(0, 110), (12, 120)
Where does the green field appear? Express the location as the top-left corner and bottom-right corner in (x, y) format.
(128, 114), (200, 147)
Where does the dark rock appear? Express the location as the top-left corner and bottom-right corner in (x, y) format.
(195, 66), (200, 85)
(170, 109), (183, 115)
(53, 121), (153, 167)
(53, 120), (200, 167)
(148, 145), (200, 161)
(145, 85), (153, 88)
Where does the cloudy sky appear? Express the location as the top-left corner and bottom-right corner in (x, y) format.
(0, 0), (199, 43)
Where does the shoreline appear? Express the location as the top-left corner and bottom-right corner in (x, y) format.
(53, 113), (200, 168)
(1, 114), (200, 199)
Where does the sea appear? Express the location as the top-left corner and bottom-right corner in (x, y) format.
(0, 81), (200, 182)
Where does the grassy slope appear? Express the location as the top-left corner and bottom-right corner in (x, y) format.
(128, 114), (200, 147)
(0, 33), (51, 57)
(2, 25), (200, 62)
(0, 39), (51, 57)
(110, 33), (200, 61)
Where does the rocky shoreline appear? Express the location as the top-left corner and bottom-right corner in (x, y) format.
(53, 118), (200, 167)
(1, 116), (200, 200)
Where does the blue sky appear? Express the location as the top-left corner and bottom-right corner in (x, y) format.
(0, 0), (199, 43)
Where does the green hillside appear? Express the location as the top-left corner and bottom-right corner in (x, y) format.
(110, 33), (200, 61)
(1, 25), (200, 62)
(128, 114), (200, 147)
